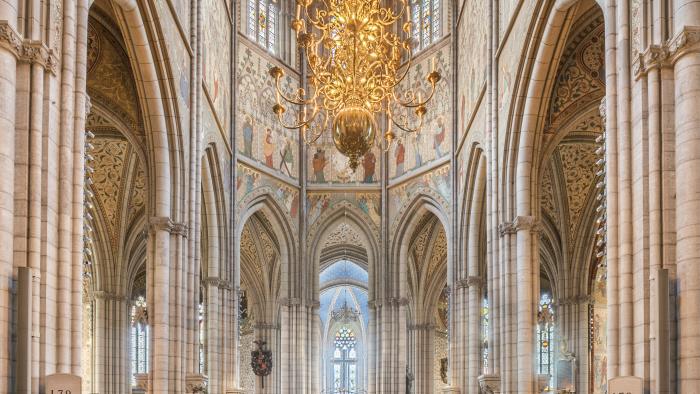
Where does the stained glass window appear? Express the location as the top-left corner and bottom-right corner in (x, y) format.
(537, 293), (555, 389)
(410, 0), (442, 52)
(332, 327), (358, 391)
(247, 0), (278, 53)
(130, 296), (148, 385)
(481, 298), (489, 374)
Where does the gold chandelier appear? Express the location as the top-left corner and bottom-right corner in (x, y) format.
(269, 0), (441, 170)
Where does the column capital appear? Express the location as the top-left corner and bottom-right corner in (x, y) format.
(478, 374), (501, 394)
(457, 276), (485, 289)
(0, 21), (59, 74)
(668, 25), (700, 60)
(408, 323), (436, 331)
(149, 216), (189, 236)
(185, 373), (208, 393)
(635, 26), (700, 78)
(92, 290), (127, 301)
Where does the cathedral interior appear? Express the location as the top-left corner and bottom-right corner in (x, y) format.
(0, 0), (697, 393)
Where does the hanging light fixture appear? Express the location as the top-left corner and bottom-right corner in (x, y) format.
(269, 0), (441, 170)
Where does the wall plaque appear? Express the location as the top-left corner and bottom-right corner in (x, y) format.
(608, 376), (642, 394)
(46, 374), (81, 394)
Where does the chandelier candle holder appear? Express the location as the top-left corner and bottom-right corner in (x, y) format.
(269, 0), (441, 170)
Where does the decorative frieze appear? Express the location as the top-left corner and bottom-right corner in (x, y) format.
(0, 21), (58, 74)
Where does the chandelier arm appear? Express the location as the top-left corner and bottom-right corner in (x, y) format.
(389, 41), (414, 89)
(274, 76), (318, 106)
(301, 111), (329, 145)
(274, 103), (322, 130)
(393, 78), (438, 109)
(388, 109), (424, 134)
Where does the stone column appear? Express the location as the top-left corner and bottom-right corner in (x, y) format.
(0, 1), (18, 388)
(408, 323), (435, 394)
(514, 216), (539, 393)
(671, 1), (700, 389)
(92, 291), (131, 394)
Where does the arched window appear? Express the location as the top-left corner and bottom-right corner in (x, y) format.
(481, 298), (489, 373)
(537, 293), (555, 388)
(332, 327), (358, 391)
(247, 0), (279, 53)
(410, 0), (442, 52)
(130, 295), (149, 384)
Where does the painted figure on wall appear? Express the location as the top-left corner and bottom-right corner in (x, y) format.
(263, 128), (274, 167)
(313, 148), (328, 182)
(363, 151), (376, 183)
(243, 115), (254, 156)
(280, 136), (294, 177)
(414, 132), (423, 167)
(395, 140), (406, 177)
(434, 116), (446, 157)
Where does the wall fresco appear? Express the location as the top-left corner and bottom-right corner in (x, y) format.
(307, 141), (380, 184)
(499, 0), (522, 40)
(497, 0), (536, 150)
(203, 0), (231, 132)
(237, 43), (300, 179)
(389, 43), (452, 179)
(457, 104), (486, 201)
(169, 0), (191, 37)
(306, 192), (381, 230)
(457, 0), (488, 139)
(389, 164), (450, 225)
(154, 0), (192, 140)
(236, 163), (300, 229)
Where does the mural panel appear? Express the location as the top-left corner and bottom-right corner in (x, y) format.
(237, 43), (300, 179)
(307, 140), (380, 184)
(457, 0), (488, 139)
(203, 0), (231, 132)
(389, 42), (452, 179)
(170, 0), (191, 37)
(86, 20), (140, 127)
(497, 0), (536, 150)
(389, 164), (450, 226)
(499, 0), (522, 40)
(155, 0), (192, 139)
(306, 192), (381, 231)
(236, 163), (300, 230)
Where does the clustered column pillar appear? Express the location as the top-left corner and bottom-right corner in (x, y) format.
(92, 292), (131, 393)
(672, 1), (700, 390)
(0, 0), (88, 390)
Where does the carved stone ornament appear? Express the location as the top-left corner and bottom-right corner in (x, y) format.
(477, 374), (501, 394)
(185, 373), (208, 393)
(133, 373), (149, 391)
(0, 21), (58, 74)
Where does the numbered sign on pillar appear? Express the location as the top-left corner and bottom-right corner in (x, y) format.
(608, 376), (642, 394)
(46, 373), (81, 394)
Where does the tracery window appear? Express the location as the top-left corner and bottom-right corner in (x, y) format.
(247, 0), (279, 53)
(537, 293), (555, 388)
(481, 298), (489, 373)
(130, 295), (149, 385)
(410, 0), (442, 52)
(332, 327), (358, 391)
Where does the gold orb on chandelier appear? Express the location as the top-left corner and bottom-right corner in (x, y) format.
(332, 107), (378, 170)
(269, 0), (442, 171)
